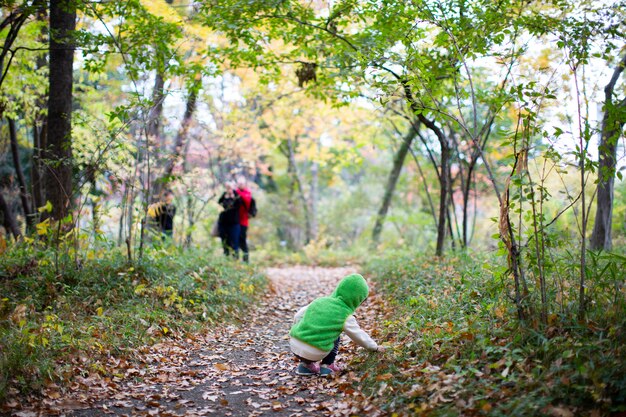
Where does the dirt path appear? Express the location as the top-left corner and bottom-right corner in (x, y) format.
(38, 266), (384, 417)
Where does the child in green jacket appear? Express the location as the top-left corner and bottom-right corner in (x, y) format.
(289, 273), (385, 376)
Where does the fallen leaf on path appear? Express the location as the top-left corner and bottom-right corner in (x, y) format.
(214, 363), (230, 371)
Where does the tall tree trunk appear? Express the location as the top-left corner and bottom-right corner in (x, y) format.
(0, 191), (21, 238)
(415, 114), (451, 257)
(371, 126), (418, 246)
(185, 193), (194, 248)
(590, 54), (626, 251)
(32, 118), (47, 211)
(31, 3), (49, 214)
(139, 62), (165, 257)
(118, 186), (127, 246)
(147, 70), (165, 140)
(394, 74), (452, 257)
(8, 118), (34, 230)
(454, 115), (496, 249)
(310, 160), (319, 241)
(162, 78), (199, 181)
(447, 180), (459, 250)
(284, 136), (311, 245)
(309, 137), (320, 241)
(462, 158), (478, 248)
(285, 159), (298, 247)
(32, 6), (48, 212)
(44, 0), (76, 221)
(147, 76), (201, 247)
(446, 206), (455, 250)
(435, 139), (450, 256)
(181, 112), (201, 248)
(147, 67), (166, 202)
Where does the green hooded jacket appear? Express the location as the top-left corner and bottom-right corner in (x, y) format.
(289, 273), (369, 352)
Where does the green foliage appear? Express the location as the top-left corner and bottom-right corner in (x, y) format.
(0, 244), (266, 401)
(358, 252), (626, 416)
(0, 16), (47, 122)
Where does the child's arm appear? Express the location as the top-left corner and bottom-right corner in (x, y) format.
(344, 316), (380, 351)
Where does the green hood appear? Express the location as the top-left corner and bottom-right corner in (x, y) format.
(290, 273), (369, 352)
(331, 273), (369, 311)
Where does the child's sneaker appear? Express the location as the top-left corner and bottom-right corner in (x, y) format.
(323, 363), (343, 373)
(318, 367), (333, 377)
(296, 362), (320, 376)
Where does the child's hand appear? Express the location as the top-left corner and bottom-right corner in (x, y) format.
(377, 345), (387, 353)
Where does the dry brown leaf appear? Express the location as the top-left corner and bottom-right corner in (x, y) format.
(214, 363), (230, 371)
(547, 405), (575, 417)
(375, 373), (394, 381)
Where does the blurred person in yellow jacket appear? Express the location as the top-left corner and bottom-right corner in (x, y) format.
(148, 190), (176, 238)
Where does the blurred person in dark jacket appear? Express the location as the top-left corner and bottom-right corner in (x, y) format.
(218, 182), (241, 257)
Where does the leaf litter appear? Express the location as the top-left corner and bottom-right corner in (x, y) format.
(3, 266), (387, 416)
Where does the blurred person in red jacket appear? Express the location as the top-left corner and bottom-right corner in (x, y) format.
(235, 176), (256, 263)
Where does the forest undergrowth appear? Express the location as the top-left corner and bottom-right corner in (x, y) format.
(0, 243), (266, 404)
(356, 251), (626, 416)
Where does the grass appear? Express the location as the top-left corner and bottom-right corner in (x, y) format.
(0, 242), (266, 402)
(356, 250), (626, 416)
